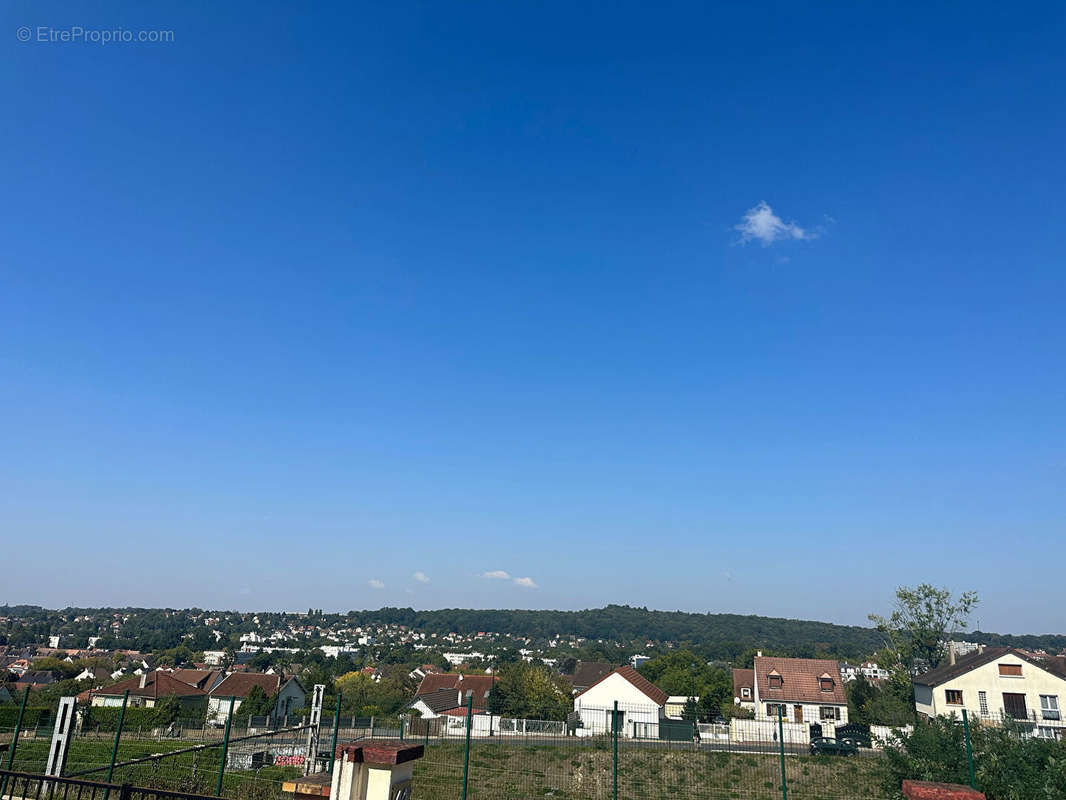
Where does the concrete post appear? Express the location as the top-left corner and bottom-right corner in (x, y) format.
(304, 684), (326, 775)
(329, 741), (423, 800)
(45, 697), (77, 777)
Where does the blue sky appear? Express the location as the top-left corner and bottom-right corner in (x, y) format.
(3, 1), (1064, 633)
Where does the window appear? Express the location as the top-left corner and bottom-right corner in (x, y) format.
(978, 691), (988, 716)
(998, 664), (1023, 677)
(1003, 692), (1028, 720)
(819, 706), (840, 721)
(819, 677), (834, 692)
(741, 688), (751, 699)
(766, 703), (786, 717)
(1040, 695), (1060, 721)
(768, 673), (783, 689)
(945, 689), (963, 705)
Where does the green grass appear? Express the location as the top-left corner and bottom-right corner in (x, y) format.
(2, 732), (890, 800)
(414, 741), (891, 800)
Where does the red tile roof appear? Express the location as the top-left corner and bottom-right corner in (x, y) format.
(171, 669), (223, 691)
(753, 657), (846, 705)
(733, 668), (754, 697)
(574, 666), (669, 706)
(95, 671), (206, 700)
(211, 672), (282, 698)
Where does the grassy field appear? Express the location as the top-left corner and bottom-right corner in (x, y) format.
(2, 732), (890, 800)
(417, 741), (890, 800)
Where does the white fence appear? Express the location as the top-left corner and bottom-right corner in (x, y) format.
(440, 714), (565, 737)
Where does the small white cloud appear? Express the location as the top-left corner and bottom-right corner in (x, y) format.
(482, 570), (511, 580)
(513, 577), (538, 589)
(368, 578), (385, 589)
(413, 571), (430, 584)
(735, 202), (816, 246)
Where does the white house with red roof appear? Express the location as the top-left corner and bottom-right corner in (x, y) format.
(572, 666), (668, 737)
(752, 656), (848, 725)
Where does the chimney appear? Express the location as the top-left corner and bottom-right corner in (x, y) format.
(756, 651), (762, 658)
(139, 672), (148, 689)
(948, 644), (956, 666)
(978, 644), (985, 654)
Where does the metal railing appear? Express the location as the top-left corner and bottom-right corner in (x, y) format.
(0, 768), (222, 800)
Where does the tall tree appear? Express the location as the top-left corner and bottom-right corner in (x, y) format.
(869, 584), (978, 672)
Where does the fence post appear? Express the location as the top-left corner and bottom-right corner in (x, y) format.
(612, 701), (619, 800)
(461, 694), (473, 800)
(215, 696), (235, 797)
(0, 686), (30, 796)
(370, 716), (375, 739)
(328, 692), (342, 774)
(777, 704), (788, 800)
(962, 709), (976, 789)
(424, 718), (430, 748)
(106, 690), (130, 784)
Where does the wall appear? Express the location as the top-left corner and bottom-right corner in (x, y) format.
(755, 701), (848, 725)
(915, 653), (1066, 723)
(573, 673), (663, 737)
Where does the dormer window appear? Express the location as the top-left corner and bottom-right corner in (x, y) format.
(819, 673), (834, 692)
(768, 670), (783, 689)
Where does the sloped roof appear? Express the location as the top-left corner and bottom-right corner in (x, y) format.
(411, 688), (463, 713)
(415, 673), (497, 700)
(172, 669), (223, 691)
(95, 671), (206, 699)
(913, 647), (1066, 687)
(574, 666), (669, 706)
(732, 668), (754, 696)
(570, 661), (613, 690)
(754, 657), (846, 705)
(211, 672), (281, 698)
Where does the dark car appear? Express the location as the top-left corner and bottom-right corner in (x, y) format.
(809, 736), (858, 756)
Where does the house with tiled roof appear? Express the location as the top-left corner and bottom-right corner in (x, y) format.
(732, 668), (755, 712)
(573, 666), (669, 737)
(912, 646), (1066, 727)
(406, 688), (473, 719)
(415, 673), (497, 709)
(752, 656), (848, 725)
(567, 661), (614, 695)
(207, 673), (306, 724)
(88, 671), (207, 711)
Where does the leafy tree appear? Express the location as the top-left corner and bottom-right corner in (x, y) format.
(487, 663), (570, 721)
(846, 674), (914, 726)
(233, 686), (274, 721)
(637, 650), (732, 721)
(869, 585), (978, 672)
(884, 715), (1066, 800)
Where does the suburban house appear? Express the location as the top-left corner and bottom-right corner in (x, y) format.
(572, 666), (668, 737)
(414, 673), (497, 710)
(752, 656), (848, 725)
(664, 695), (699, 720)
(567, 662), (613, 695)
(732, 668), (755, 712)
(13, 670), (59, 689)
(406, 688), (473, 719)
(912, 646), (1066, 733)
(88, 671), (207, 711)
(207, 673), (306, 724)
(839, 663), (859, 683)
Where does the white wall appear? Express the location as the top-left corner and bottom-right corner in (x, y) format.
(755, 701), (848, 725)
(915, 653), (1066, 723)
(573, 673), (663, 737)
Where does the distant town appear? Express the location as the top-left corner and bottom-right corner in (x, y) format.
(3, 598), (1065, 739)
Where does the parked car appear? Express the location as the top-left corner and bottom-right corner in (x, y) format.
(809, 736), (858, 756)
